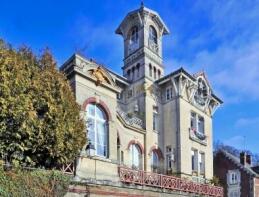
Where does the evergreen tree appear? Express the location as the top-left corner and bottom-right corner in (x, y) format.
(0, 39), (85, 167)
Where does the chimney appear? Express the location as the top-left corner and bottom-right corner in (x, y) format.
(240, 152), (252, 166)
(240, 152), (245, 165)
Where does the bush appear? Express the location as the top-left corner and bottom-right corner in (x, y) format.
(0, 167), (70, 197)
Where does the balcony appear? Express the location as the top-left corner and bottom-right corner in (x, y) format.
(189, 128), (207, 145)
(117, 108), (143, 129)
(118, 166), (223, 197)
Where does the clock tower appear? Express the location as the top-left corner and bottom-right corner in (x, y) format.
(116, 3), (169, 82)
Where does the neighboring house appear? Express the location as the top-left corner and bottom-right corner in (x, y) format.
(61, 4), (223, 197)
(214, 150), (259, 197)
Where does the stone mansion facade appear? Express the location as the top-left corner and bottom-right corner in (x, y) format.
(62, 4), (223, 197)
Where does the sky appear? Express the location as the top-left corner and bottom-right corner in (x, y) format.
(1, 0), (259, 153)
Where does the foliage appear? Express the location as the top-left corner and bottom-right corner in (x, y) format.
(210, 176), (221, 186)
(0, 39), (85, 168)
(214, 140), (259, 165)
(0, 166), (70, 197)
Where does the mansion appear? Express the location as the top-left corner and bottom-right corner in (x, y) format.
(62, 4), (223, 197)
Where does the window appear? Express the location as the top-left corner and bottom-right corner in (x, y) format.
(121, 151), (124, 164)
(136, 64), (140, 78)
(87, 104), (108, 157)
(130, 144), (142, 169)
(199, 152), (205, 174)
(191, 112), (204, 134)
(166, 146), (173, 171)
(153, 67), (157, 80)
(229, 190), (239, 197)
(151, 151), (159, 172)
(153, 113), (158, 131)
(228, 170), (239, 185)
(149, 64), (152, 77)
(158, 70), (161, 79)
(166, 87), (173, 101)
(132, 67), (135, 80)
(130, 26), (138, 44)
(127, 69), (131, 79)
(191, 149), (198, 172)
(197, 116), (204, 134)
(128, 89), (133, 98)
(191, 112), (197, 131)
(149, 26), (157, 44)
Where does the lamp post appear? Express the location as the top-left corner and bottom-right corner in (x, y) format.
(86, 141), (95, 157)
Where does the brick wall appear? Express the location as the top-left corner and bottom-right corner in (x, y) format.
(214, 152), (253, 197)
(254, 178), (259, 197)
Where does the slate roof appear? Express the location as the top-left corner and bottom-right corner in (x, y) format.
(219, 149), (259, 177)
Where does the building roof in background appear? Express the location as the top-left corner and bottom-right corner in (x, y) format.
(218, 149), (259, 177)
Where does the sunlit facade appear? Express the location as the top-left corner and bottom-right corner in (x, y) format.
(61, 4), (223, 197)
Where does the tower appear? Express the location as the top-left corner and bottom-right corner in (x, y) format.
(116, 4), (169, 82)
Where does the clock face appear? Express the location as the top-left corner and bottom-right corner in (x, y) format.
(194, 78), (208, 106)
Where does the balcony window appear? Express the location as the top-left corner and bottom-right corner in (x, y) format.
(198, 116), (204, 134)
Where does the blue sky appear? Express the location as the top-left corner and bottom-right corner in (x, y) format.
(1, 0), (259, 153)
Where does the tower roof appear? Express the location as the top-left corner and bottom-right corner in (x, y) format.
(115, 5), (170, 35)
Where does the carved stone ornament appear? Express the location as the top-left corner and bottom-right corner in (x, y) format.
(88, 66), (111, 86)
(194, 77), (208, 106)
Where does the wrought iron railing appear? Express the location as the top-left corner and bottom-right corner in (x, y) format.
(118, 166), (223, 197)
(189, 128), (207, 145)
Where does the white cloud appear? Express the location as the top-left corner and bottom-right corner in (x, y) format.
(235, 117), (259, 128)
(223, 135), (245, 150)
(164, 0), (259, 103)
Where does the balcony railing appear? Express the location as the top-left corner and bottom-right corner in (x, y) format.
(189, 128), (207, 145)
(118, 166), (223, 197)
(117, 108), (143, 129)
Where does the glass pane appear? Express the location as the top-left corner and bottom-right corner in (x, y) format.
(96, 121), (106, 145)
(97, 144), (106, 156)
(87, 104), (95, 117)
(96, 106), (105, 120)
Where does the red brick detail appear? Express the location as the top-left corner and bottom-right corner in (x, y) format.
(127, 140), (144, 155)
(82, 97), (112, 121)
(148, 145), (164, 160)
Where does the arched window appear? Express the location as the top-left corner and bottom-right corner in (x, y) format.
(151, 151), (159, 172)
(127, 69), (131, 80)
(136, 64), (140, 78)
(149, 64), (152, 77)
(154, 67), (157, 80)
(132, 67), (135, 80)
(149, 26), (157, 44)
(158, 70), (161, 79)
(87, 104), (108, 157)
(130, 144), (142, 169)
(130, 26), (138, 44)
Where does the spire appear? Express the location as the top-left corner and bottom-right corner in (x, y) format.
(140, 1), (144, 8)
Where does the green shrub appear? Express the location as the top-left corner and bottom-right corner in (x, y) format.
(0, 167), (70, 197)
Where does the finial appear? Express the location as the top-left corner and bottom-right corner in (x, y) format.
(140, 1), (144, 8)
